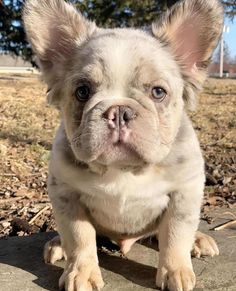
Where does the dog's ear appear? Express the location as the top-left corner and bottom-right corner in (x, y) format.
(23, 0), (96, 105)
(152, 0), (224, 109)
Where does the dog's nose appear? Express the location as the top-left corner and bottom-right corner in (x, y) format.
(104, 106), (136, 129)
(119, 106), (136, 125)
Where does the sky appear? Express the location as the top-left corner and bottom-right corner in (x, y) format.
(224, 17), (236, 59)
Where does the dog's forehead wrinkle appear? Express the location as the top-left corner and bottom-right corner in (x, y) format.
(66, 27), (184, 98)
(77, 30), (181, 91)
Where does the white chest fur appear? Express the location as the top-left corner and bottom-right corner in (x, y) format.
(51, 158), (172, 236)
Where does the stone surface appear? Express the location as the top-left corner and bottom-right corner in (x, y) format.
(0, 209), (235, 291)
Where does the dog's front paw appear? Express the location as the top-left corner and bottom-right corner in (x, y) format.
(44, 235), (66, 264)
(156, 266), (195, 291)
(59, 259), (104, 291)
(191, 231), (219, 258)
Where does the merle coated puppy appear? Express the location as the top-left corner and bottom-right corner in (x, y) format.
(23, 1), (223, 290)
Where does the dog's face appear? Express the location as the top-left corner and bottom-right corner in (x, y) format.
(23, 0), (223, 167)
(62, 30), (184, 166)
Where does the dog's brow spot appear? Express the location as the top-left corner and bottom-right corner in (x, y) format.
(177, 156), (186, 164)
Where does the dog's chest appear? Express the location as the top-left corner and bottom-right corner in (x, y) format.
(79, 168), (172, 236)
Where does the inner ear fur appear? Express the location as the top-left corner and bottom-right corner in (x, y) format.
(152, 0), (224, 109)
(23, 0), (96, 106)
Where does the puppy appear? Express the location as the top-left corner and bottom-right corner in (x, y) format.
(23, 0), (223, 290)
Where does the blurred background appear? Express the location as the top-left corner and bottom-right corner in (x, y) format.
(0, 0), (236, 76)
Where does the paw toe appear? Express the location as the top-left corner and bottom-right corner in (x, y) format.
(44, 236), (65, 264)
(157, 266), (195, 291)
(168, 267), (195, 291)
(59, 263), (104, 291)
(192, 232), (219, 258)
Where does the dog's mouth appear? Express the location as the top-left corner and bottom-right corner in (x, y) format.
(70, 124), (147, 167)
(69, 103), (172, 167)
(71, 127), (171, 170)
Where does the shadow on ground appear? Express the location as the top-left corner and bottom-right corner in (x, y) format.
(0, 232), (157, 291)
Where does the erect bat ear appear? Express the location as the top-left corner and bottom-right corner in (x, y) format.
(23, 0), (96, 105)
(152, 0), (224, 108)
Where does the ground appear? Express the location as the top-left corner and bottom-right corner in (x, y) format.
(0, 74), (235, 237)
(1, 212), (236, 291)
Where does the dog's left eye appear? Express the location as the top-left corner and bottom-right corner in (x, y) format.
(151, 87), (167, 101)
(75, 85), (90, 102)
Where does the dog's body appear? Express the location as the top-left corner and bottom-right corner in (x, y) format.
(23, 1), (223, 290)
(49, 112), (203, 241)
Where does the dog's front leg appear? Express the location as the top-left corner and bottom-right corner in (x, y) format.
(51, 194), (104, 291)
(156, 180), (203, 291)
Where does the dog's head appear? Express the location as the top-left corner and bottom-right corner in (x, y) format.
(23, 0), (223, 168)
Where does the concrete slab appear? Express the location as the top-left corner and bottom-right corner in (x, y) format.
(0, 209), (235, 291)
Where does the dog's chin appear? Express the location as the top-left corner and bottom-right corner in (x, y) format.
(71, 142), (146, 168)
(96, 143), (145, 167)
(71, 138), (171, 170)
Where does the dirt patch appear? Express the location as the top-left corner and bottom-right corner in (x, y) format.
(0, 75), (235, 237)
(190, 79), (236, 218)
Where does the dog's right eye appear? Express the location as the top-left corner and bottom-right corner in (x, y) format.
(75, 85), (90, 102)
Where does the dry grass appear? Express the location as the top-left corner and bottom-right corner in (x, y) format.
(0, 74), (235, 237)
(191, 78), (236, 213)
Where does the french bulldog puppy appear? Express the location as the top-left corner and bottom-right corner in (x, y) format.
(23, 0), (223, 290)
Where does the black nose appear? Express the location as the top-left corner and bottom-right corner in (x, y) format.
(104, 106), (136, 128)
